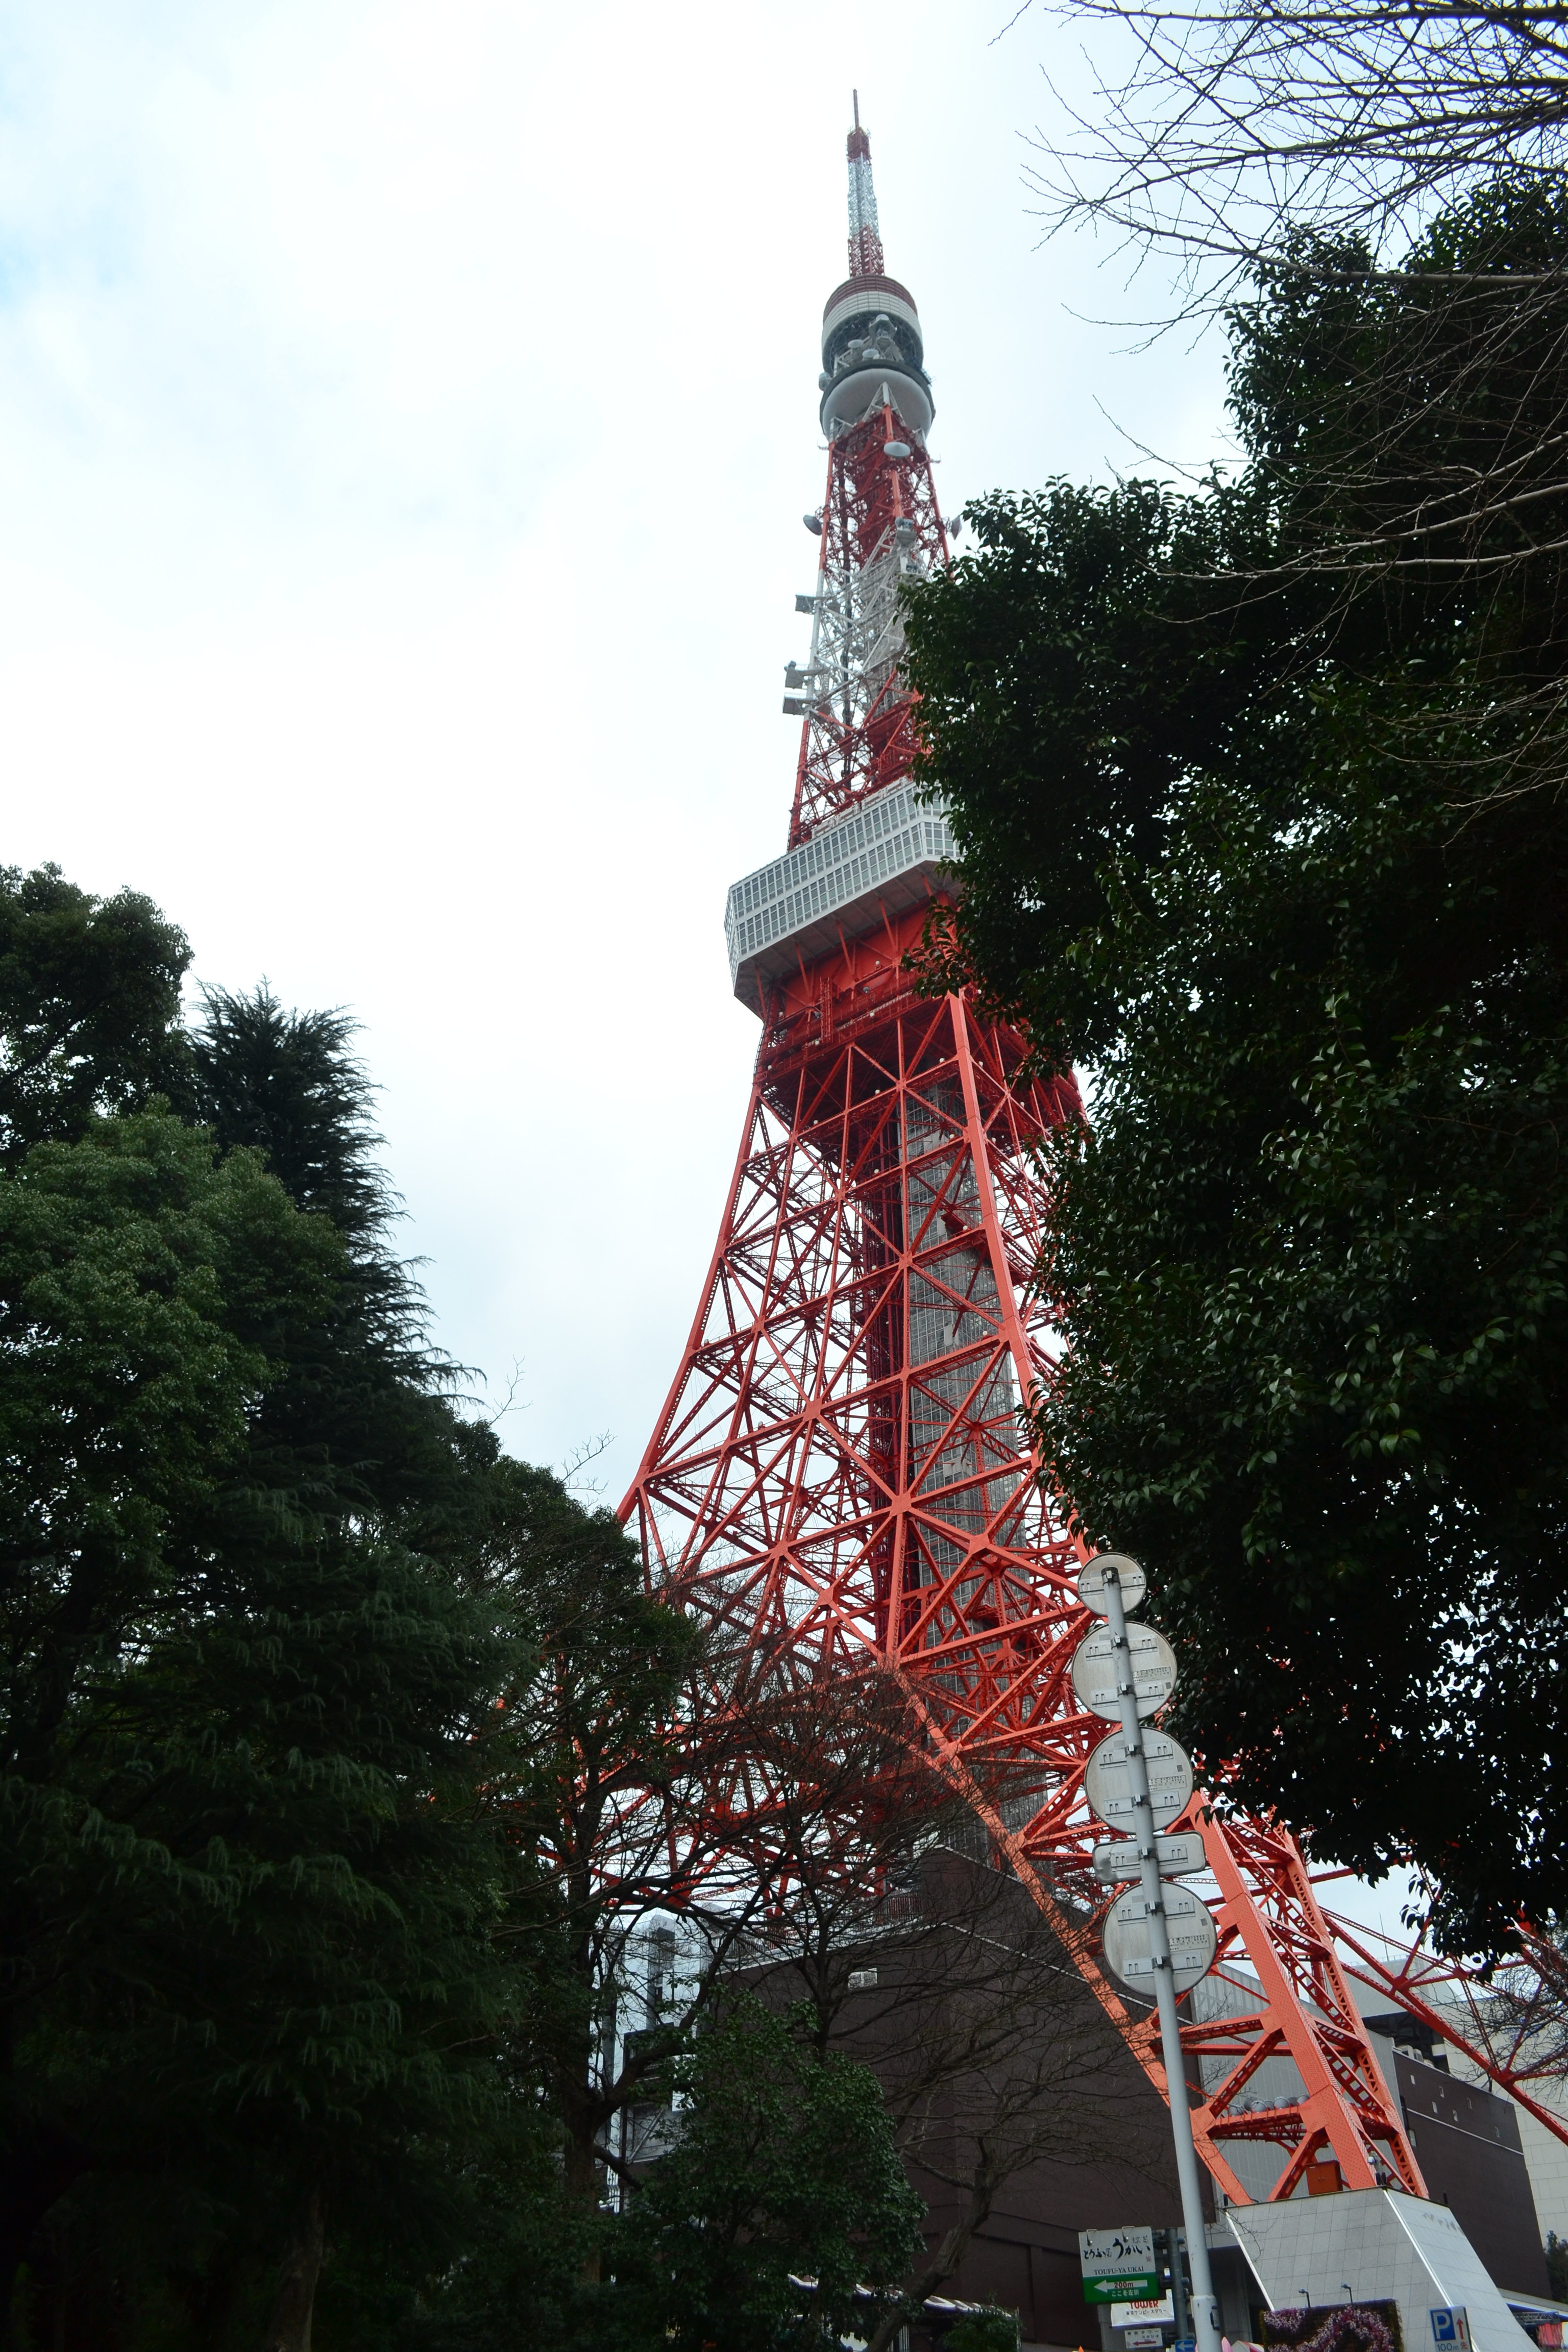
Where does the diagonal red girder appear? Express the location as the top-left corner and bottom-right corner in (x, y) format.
(622, 375), (1564, 2191)
(623, 934), (1568, 2198)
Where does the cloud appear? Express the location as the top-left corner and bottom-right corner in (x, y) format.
(0, 0), (1229, 1489)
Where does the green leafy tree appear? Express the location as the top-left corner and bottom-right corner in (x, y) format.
(903, 175), (1568, 1954)
(1546, 2232), (1568, 2301)
(0, 864), (189, 1162)
(620, 1998), (923, 2352)
(0, 1104), (522, 2343)
(945, 2311), (1021, 2352)
(458, 1459), (713, 2222)
(187, 982), (469, 1522)
(0, 901), (540, 2347)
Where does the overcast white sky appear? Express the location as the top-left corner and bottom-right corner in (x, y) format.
(0, 0), (1234, 1496)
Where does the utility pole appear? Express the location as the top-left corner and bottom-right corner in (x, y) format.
(1098, 1559), (1222, 2352)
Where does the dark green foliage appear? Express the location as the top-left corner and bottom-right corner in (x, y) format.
(187, 982), (462, 1522)
(945, 2310), (1022, 2352)
(0, 1100), (522, 2335)
(0, 873), (936, 2349)
(349, 2005), (919, 2352)
(1546, 2232), (1568, 2300)
(333, 2149), (610, 2352)
(190, 986), (392, 1246)
(619, 1999), (923, 2352)
(903, 175), (1568, 1953)
(0, 865), (190, 1162)
(0, 895), (534, 2341)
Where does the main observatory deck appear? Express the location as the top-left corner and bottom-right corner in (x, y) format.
(725, 779), (955, 1014)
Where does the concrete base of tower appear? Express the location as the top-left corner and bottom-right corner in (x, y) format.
(1224, 2189), (1534, 2352)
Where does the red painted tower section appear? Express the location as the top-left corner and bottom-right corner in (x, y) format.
(622, 108), (1568, 2207)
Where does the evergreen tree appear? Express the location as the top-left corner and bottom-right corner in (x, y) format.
(0, 890), (528, 2345)
(190, 987), (392, 1247)
(0, 1103), (521, 2344)
(0, 864), (189, 1162)
(188, 983), (467, 1524)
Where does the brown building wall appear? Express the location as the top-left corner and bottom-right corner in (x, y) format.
(770, 1852), (1195, 2350)
(1392, 2053), (1549, 2297)
(861, 1899), (1552, 2342)
(892, 1937), (1193, 2347)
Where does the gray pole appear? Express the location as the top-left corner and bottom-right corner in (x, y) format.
(1100, 1565), (1222, 2352)
(1167, 2227), (1193, 2346)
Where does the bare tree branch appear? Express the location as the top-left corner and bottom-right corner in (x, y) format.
(1016, 0), (1568, 299)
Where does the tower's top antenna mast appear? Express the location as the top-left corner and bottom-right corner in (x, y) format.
(815, 96), (934, 530)
(845, 92), (885, 280)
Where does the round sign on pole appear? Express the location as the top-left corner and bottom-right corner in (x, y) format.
(1077, 1552), (1148, 1619)
(1101, 1882), (1218, 1996)
(1083, 1728), (1196, 1830)
(1070, 1623), (1177, 1720)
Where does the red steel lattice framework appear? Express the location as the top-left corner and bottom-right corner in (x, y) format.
(620, 107), (1568, 2208)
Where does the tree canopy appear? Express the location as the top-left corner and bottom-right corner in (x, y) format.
(0, 863), (943, 2352)
(904, 174), (1568, 1955)
(621, 1999), (923, 2352)
(0, 881), (530, 2342)
(0, 864), (189, 1162)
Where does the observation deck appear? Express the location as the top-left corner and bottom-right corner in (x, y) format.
(725, 779), (955, 1015)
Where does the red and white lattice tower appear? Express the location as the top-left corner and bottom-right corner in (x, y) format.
(621, 105), (1568, 2206)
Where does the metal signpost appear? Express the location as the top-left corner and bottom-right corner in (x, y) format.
(1094, 1831), (1206, 1884)
(1160, 2225), (1193, 2349)
(1073, 1554), (1223, 2352)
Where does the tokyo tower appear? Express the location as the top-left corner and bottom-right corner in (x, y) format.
(620, 102), (1568, 2216)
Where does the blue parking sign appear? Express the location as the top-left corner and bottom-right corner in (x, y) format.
(1431, 2310), (1468, 2347)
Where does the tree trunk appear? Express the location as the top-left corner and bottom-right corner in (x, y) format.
(864, 2167), (1001, 2352)
(260, 2187), (324, 2352)
(0, 2123), (94, 2339)
(560, 2122), (604, 2282)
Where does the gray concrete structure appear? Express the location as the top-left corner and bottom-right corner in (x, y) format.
(1225, 2189), (1535, 2352)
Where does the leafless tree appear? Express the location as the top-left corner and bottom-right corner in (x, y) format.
(1475, 1924), (1568, 2082)
(707, 1673), (1169, 2350)
(992, 0), (1568, 836)
(1015, 0), (1568, 301)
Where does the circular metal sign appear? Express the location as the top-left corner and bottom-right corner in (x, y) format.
(1083, 1728), (1195, 1830)
(1077, 1552), (1148, 1619)
(1101, 1881), (1218, 1996)
(1070, 1623), (1178, 1721)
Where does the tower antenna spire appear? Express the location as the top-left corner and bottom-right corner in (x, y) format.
(845, 94), (884, 279)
